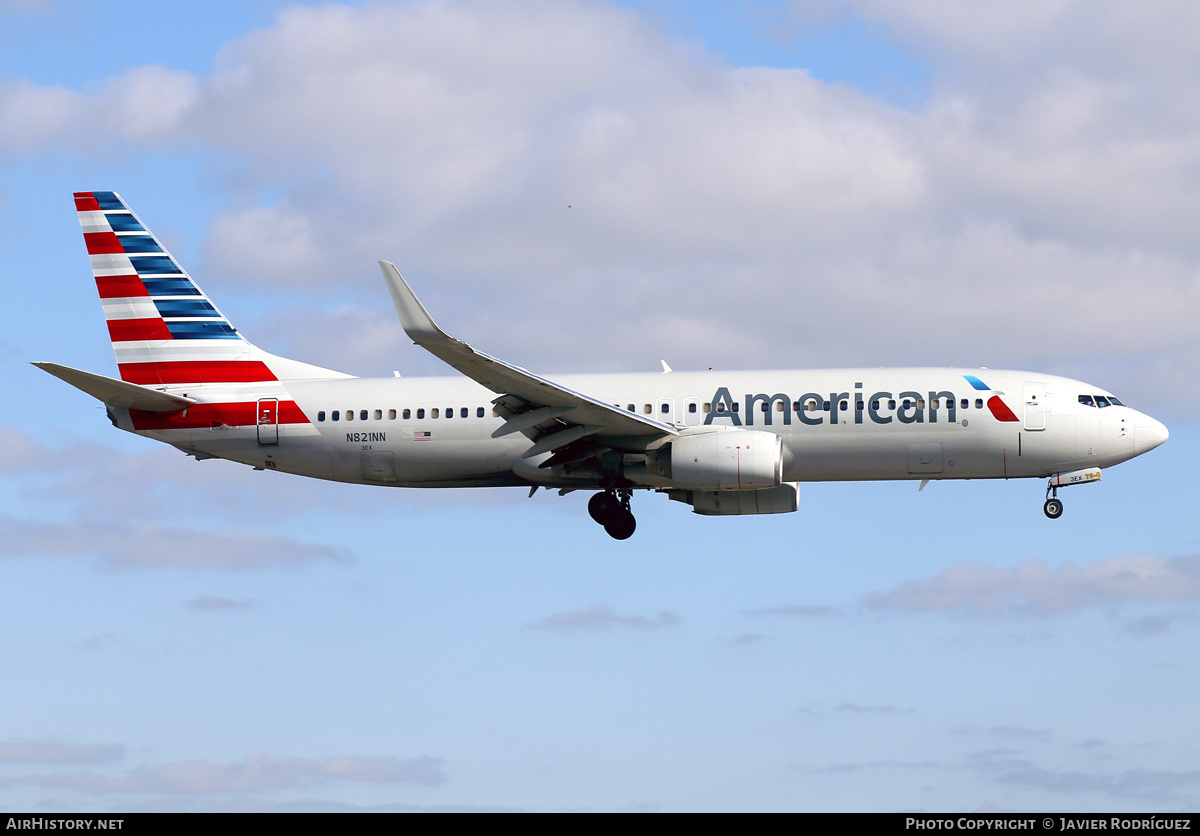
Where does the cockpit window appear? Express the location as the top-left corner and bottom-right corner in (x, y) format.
(1080, 393), (1125, 408)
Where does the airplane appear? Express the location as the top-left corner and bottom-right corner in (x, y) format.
(36, 191), (1169, 540)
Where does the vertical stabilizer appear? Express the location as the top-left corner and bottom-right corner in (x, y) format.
(74, 191), (349, 385)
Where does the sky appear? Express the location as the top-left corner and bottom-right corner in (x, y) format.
(1, 0), (1198, 813)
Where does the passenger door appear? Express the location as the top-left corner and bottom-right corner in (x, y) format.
(1023, 383), (1046, 431)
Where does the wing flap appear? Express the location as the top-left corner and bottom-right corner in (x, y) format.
(33, 362), (197, 412)
(520, 424), (604, 459)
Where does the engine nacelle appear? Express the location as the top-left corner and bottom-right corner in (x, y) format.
(664, 482), (800, 516)
(650, 429), (784, 491)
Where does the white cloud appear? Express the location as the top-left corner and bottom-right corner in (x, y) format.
(250, 302), (413, 378)
(16, 752), (446, 795)
(0, 739), (124, 765)
(0, 516), (349, 570)
(0, 421), (387, 524)
(531, 603), (680, 630)
(74, 633), (119, 652)
(866, 554), (1200, 616)
(967, 748), (1200, 803)
(0, 425), (52, 472)
(100, 66), (200, 143)
(0, 78), (83, 154)
(836, 702), (913, 715)
(744, 604), (839, 618)
(187, 595), (258, 611)
(122, 797), (520, 813)
(3, 0), (1197, 412)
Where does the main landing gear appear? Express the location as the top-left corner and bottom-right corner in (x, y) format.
(1043, 482), (1063, 520)
(588, 489), (636, 540)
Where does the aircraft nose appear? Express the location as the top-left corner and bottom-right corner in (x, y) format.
(1133, 415), (1169, 456)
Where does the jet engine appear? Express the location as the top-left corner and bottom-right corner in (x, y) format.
(647, 429), (784, 491)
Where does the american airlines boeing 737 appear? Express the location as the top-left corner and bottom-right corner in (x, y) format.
(37, 191), (1169, 539)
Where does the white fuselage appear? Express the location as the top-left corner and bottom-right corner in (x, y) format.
(111, 367), (1168, 491)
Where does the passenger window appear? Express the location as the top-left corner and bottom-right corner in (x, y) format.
(703, 403), (711, 413)
(403, 409), (411, 420)
(889, 400), (897, 410)
(460, 407), (468, 418)
(776, 401), (784, 412)
(445, 407), (452, 419)
(930, 399), (939, 409)
(871, 400), (879, 410)
(374, 409), (382, 420)
(346, 410), (354, 421)
(662, 403), (670, 414)
(627, 404), (634, 412)
(431, 408), (439, 418)
(317, 411), (326, 422)
(917, 399), (925, 409)
(807, 400), (819, 411)
(960, 398), (968, 410)
(688, 403), (698, 413)
(417, 409), (426, 419)
(732, 403), (740, 413)
(855, 400), (863, 411)
(360, 410), (368, 421)
(477, 407), (485, 417)
(975, 399), (983, 409)
(823, 401), (830, 411)
(840, 400), (848, 411)
(902, 399), (912, 409)
(716, 402), (726, 413)
(643, 404), (652, 414)
(761, 402), (769, 413)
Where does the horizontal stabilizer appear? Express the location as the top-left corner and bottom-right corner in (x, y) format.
(33, 362), (196, 412)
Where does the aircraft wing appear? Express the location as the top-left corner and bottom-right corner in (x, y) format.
(33, 362), (197, 412)
(380, 262), (677, 455)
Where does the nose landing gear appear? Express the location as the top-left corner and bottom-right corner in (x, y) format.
(1044, 482), (1063, 519)
(1041, 468), (1102, 519)
(588, 489), (637, 540)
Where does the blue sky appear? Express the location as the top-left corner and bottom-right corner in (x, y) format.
(2, 0), (1199, 812)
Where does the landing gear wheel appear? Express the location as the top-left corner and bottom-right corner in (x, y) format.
(604, 510), (637, 540)
(1044, 498), (1063, 519)
(588, 491), (620, 525)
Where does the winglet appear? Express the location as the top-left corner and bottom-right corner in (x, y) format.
(379, 261), (453, 347)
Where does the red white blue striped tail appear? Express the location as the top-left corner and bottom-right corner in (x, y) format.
(75, 191), (348, 386)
